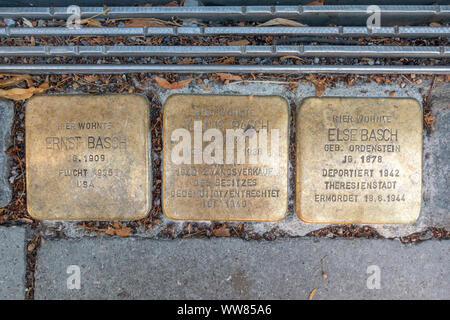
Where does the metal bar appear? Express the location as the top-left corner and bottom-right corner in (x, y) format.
(202, 0), (449, 5)
(0, 5), (448, 26)
(1, 26), (449, 37)
(0, 45), (447, 58)
(1, 0), (448, 6)
(0, 64), (448, 74)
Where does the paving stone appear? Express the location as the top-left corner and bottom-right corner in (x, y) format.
(423, 82), (450, 229)
(0, 226), (26, 299)
(0, 98), (13, 208)
(35, 237), (449, 300)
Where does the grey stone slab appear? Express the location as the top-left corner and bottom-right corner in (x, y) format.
(0, 226), (26, 299)
(0, 98), (13, 208)
(423, 82), (450, 229)
(35, 237), (449, 300)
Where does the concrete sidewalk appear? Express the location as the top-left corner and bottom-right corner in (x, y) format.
(34, 237), (449, 300)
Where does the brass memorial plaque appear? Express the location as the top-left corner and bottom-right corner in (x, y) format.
(163, 95), (288, 221)
(26, 94), (150, 220)
(296, 97), (422, 224)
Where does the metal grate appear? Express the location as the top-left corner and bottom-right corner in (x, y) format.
(1, 26), (449, 37)
(0, 1), (448, 74)
(2, 45), (448, 58)
(0, 5), (448, 25)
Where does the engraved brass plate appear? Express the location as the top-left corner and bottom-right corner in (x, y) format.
(26, 94), (150, 220)
(163, 95), (288, 221)
(296, 97), (422, 224)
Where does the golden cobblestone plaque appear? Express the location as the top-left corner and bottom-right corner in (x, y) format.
(296, 97), (422, 224)
(26, 94), (150, 220)
(163, 95), (288, 221)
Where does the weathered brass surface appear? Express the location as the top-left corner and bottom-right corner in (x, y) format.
(26, 94), (150, 220)
(163, 95), (288, 221)
(296, 97), (422, 224)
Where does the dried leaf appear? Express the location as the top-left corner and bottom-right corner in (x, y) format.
(114, 226), (132, 237)
(79, 8), (110, 27)
(38, 81), (50, 90)
(163, 1), (182, 6)
(179, 57), (195, 64)
(227, 39), (250, 46)
(27, 236), (40, 252)
(315, 83), (325, 97)
(125, 18), (180, 27)
(112, 221), (121, 229)
(154, 77), (173, 89)
(424, 112), (435, 129)
(80, 18), (103, 27)
(215, 57), (236, 64)
(83, 75), (100, 83)
(27, 242), (36, 252)
(104, 228), (115, 235)
(216, 73), (242, 81)
(0, 74), (32, 88)
(306, 0), (324, 5)
(280, 55), (304, 61)
(155, 76), (193, 90)
(23, 18), (34, 27)
(308, 288), (317, 300)
(212, 225), (230, 237)
(306, 74), (327, 97)
(101, 222), (132, 237)
(258, 18), (307, 27)
(0, 81), (49, 101)
(372, 75), (388, 84)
